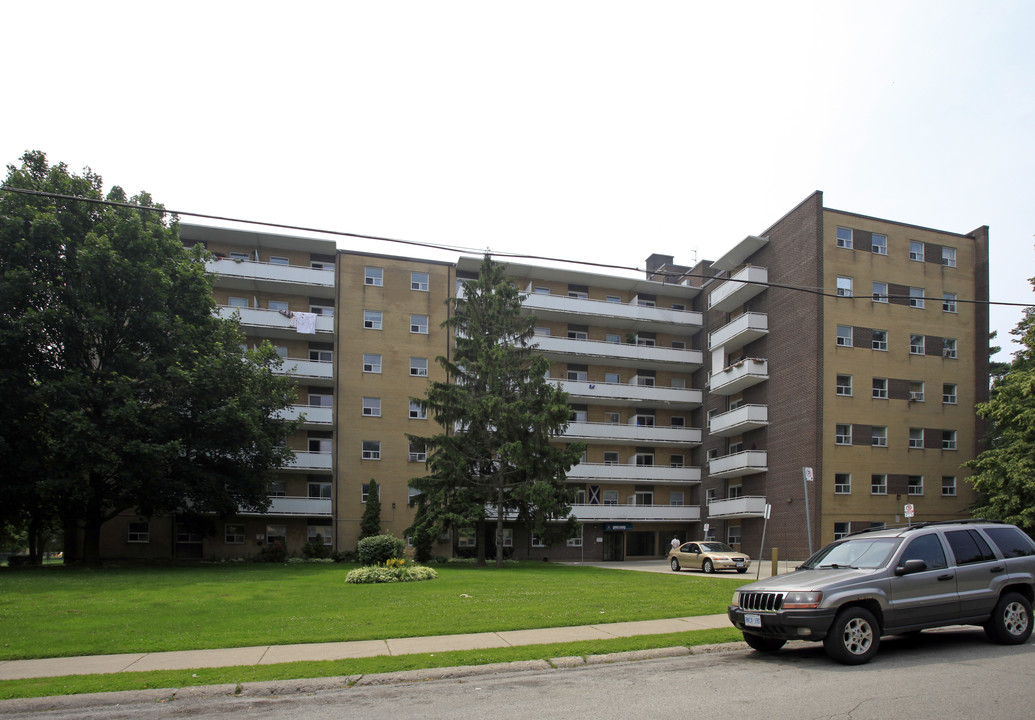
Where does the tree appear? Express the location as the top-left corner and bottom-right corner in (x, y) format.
(0, 151), (300, 564)
(359, 479), (383, 540)
(408, 254), (584, 568)
(967, 274), (1035, 536)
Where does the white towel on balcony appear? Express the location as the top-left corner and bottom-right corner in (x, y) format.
(293, 312), (317, 334)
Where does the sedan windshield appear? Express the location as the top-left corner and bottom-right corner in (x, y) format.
(700, 542), (737, 553)
(801, 538), (901, 569)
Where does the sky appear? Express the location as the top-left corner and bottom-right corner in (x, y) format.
(3, 1), (1033, 359)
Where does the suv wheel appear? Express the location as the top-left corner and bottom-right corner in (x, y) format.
(670, 557), (681, 572)
(743, 633), (786, 653)
(984, 592), (1033, 645)
(824, 607), (881, 665)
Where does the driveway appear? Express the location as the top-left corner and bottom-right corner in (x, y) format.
(564, 558), (801, 579)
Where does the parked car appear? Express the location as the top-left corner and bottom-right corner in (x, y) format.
(728, 520), (1035, 664)
(669, 541), (751, 573)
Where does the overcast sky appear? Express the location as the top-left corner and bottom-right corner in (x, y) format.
(3, 1), (1032, 359)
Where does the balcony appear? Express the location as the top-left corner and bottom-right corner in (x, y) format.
(553, 378), (702, 409)
(273, 358), (334, 383)
(708, 265), (768, 313)
(240, 496), (332, 517)
(216, 306), (334, 341)
(534, 335), (703, 372)
(567, 462), (702, 485)
(520, 292), (703, 333)
(285, 451), (332, 471)
(709, 358), (768, 396)
(708, 312), (768, 352)
(276, 405), (333, 426)
(569, 503), (702, 523)
(206, 258), (335, 298)
(708, 404), (768, 438)
(563, 421), (701, 446)
(708, 450), (768, 479)
(707, 496), (767, 519)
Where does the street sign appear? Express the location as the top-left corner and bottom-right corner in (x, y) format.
(803, 467), (814, 482)
(764, 504), (772, 520)
(904, 504), (915, 518)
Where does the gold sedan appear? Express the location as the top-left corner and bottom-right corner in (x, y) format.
(669, 541), (751, 574)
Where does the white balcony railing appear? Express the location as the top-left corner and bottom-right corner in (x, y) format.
(552, 379), (702, 408)
(520, 292), (703, 332)
(567, 462), (702, 485)
(708, 404), (768, 437)
(285, 451), (333, 471)
(569, 503), (702, 522)
(708, 312), (768, 352)
(563, 421), (702, 445)
(709, 358), (768, 396)
(708, 265), (768, 313)
(239, 496), (333, 517)
(273, 358), (334, 381)
(534, 335), (703, 371)
(707, 496), (767, 518)
(276, 405), (333, 425)
(216, 306), (334, 336)
(708, 450), (768, 479)
(206, 258), (335, 295)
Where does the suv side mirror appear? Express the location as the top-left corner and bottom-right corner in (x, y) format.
(895, 559), (928, 576)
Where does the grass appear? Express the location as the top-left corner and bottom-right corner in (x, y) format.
(0, 561), (745, 700)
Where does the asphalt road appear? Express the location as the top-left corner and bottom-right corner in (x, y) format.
(6, 627), (1033, 720)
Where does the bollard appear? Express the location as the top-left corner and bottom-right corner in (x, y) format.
(772, 548), (779, 577)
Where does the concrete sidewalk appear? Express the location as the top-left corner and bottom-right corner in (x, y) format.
(0, 614), (732, 681)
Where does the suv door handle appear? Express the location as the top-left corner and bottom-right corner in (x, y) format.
(937, 574), (954, 581)
(990, 566), (1004, 573)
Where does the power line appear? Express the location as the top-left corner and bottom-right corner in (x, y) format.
(2, 185), (1030, 309)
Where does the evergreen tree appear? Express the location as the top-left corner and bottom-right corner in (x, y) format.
(359, 479), (382, 540)
(409, 254), (584, 567)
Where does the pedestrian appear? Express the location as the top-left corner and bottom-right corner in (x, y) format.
(670, 536), (680, 552)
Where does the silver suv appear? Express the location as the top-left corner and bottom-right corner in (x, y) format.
(728, 520), (1035, 664)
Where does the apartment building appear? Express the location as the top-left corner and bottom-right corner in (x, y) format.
(97, 191), (988, 563)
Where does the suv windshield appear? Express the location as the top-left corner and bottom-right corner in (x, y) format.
(700, 542), (736, 553)
(801, 537), (901, 569)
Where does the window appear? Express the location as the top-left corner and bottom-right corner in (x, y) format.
(410, 357), (428, 376)
(568, 328), (588, 341)
(409, 400), (427, 419)
(605, 295), (621, 303)
(567, 367), (588, 382)
(872, 378), (888, 399)
(901, 534), (947, 570)
(603, 452), (619, 466)
(836, 276), (853, 297)
(670, 491), (684, 506)
(410, 314), (429, 334)
(872, 426), (888, 447)
(225, 524), (245, 544)
(411, 271), (429, 291)
(984, 526), (1035, 558)
(229, 251), (249, 261)
(568, 290), (588, 299)
(604, 411), (620, 424)
(727, 526), (742, 546)
(571, 408), (588, 422)
(566, 529), (584, 548)
(309, 348), (332, 362)
(308, 437), (331, 453)
(530, 533), (546, 547)
(909, 287), (925, 308)
(909, 381), (925, 402)
(311, 261), (333, 271)
(910, 334), (925, 355)
(909, 428), (924, 448)
(268, 300), (290, 313)
(266, 524), (287, 545)
(363, 310), (382, 330)
(308, 481), (332, 498)
(636, 334), (655, 347)
(908, 476), (924, 495)
(362, 440), (381, 460)
(872, 282), (889, 303)
(363, 353), (382, 373)
(942, 246), (957, 267)
(872, 330), (888, 351)
(670, 416), (685, 428)
(273, 345), (288, 359)
(500, 528), (514, 547)
(269, 480), (287, 497)
(871, 234), (887, 255)
(943, 384), (957, 404)
(128, 522), (149, 543)
(310, 304), (334, 316)
(635, 452), (655, 467)
(364, 267), (383, 286)
(361, 483), (381, 503)
(942, 430), (957, 450)
(836, 374), (853, 396)
(635, 414), (655, 427)
(834, 522), (850, 540)
(408, 441), (426, 462)
(943, 338), (957, 359)
(604, 372), (620, 384)
(307, 525), (333, 546)
(871, 475), (887, 494)
(535, 327), (551, 336)
(943, 292), (958, 313)
(671, 378), (686, 389)
(672, 303), (686, 311)
(835, 473), (851, 494)
(228, 296), (249, 308)
(458, 534), (478, 548)
(533, 286), (550, 295)
(671, 341), (685, 350)
(637, 297), (656, 307)
(836, 227), (853, 249)
(670, 454), (685, 468)
(837, 325), (853, 347)
(909, 240), (925, 261)
(362, 397), (381, 416)
(835, 424), (852, 445)
(945, 529), (996, 565)
(606, 333), (621, 344)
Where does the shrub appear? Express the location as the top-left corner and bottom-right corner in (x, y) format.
(345, 564), (438, 584)
(331, 550), (358, 563)
(357, 534), (404, 566)
(256, 540), (287, 563)
(302, 536), (331, 559)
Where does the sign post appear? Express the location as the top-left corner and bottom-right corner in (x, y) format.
(904, 503), (915, 527)
(802, 467), (814, 556)
(756, 503), (772, 580)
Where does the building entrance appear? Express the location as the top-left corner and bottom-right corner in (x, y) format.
(603, 531), (625, 561)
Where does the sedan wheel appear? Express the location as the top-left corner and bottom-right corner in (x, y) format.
(702, 559), (715, 574)
(670, 557), (681, 572)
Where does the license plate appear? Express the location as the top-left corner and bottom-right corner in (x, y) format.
(735, 560), (744, 567)
(745, 613), (762, 628)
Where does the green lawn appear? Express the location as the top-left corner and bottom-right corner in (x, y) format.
(0, 562), (740, 661)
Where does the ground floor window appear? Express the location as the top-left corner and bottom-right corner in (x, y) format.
(266, 524), (287, 545)
(567, 527), (583, 547)
(834, 522), (849, 540)
(128, 522), (149, 543)
(225, 524), (245, 544)
(727, 526), (742, 547)
(457, 534), (477, 548)
(307, 523), (332, 545)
